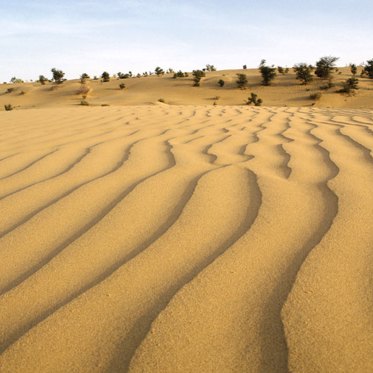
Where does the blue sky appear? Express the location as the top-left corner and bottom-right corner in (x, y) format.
(1, 0), (372, 81)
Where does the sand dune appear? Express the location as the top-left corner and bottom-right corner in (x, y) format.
(0, 105), (372, 372)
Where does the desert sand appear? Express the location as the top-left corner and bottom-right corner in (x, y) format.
(0, 69), (372, 373)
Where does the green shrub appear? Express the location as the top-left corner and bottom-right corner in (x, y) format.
(38, 75), (48, 85)
(315, 56), (339, 79)
(350, 64), (357, 75)
(236, 73), (248, 89)
(339, 77), (359, 94)
(101, 71), (110, 82)
(51, 68), (65, 84)
(293, 63), (314, 85)
(192, 70), (205, 86)
(205, 64), (216, 71)
(80, 73), (90, 84)
(155, 67), (164, 76)
(4, 104), (14, 111)
(218, 79), (225, 87)
(246, 92), (262, 106)
(362, 59), (373, 78)
(259, 59), (276, 85)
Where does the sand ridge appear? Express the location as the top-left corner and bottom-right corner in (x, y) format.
(0, 105), (372, 372)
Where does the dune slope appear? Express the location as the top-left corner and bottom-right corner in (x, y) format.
(0, 105), (372, 372)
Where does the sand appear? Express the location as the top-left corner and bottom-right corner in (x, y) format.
(0, 100), (372, 372)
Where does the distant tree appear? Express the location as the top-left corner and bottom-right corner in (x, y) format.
(236, 73), (248, 89)
(246, 92), (262, 106)
(167, 68), (175, 74)
(314, 56), (339, 80)
(218, 79), (225, 87)
(205, 64), (216, 71)
(155, 67), (164, 76)
(51, 68), (65, 84)
(192, 70), (205, 86)
(362, 59), (373, 78)
(4, 104), (14, 111)
(10, 77), (24, 83)
(259, 60), (276, 86)
(293, 63), (314, 85)
(277, 66), (285, 74)
(80, 73), (90, 84)
(350, 64), (357, 76)
(243, 65), (247, 70)
(38, 75), (48, 85)
(118, 72), (131, 79)
(101, 71), (110, 82)
(173, 70), (188, 78)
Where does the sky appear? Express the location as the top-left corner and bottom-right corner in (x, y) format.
(1, 0), (372, 81)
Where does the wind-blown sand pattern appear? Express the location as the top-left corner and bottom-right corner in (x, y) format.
(0, 105), (372, 372)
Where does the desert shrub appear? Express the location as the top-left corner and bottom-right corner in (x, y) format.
(38, 75), (48, 85)
(339, 77), (359, 94)
(51, 68), (65, 84)
(136, 73), (141, 78)
(10, 77), (24, 83)
(119, 83), (126, 90)
(173, 70), (188, 78)
(246, 92), (262, 106)
(319, 81), (335, 90)
(236, 73), (248, 89)
(243, 65), (247, 70)
(155, 67), (164, 76)
(158, 98), (165, 103)
(362, 59), (373, 79)
(277, 66), (285, 74)
(205, 64), (216, 71)
(4, 104), (14, 111)
(310, 92), (322, 100)
(101, 71), (110, 82)
(19, 91), (26, 95)
(350, 64), (357, 76)
(101, 103), (110, 106)
(118, 72), (131, 79)
(293, 63), (314, 85)
(80, 73), (90, 84)
(192, 70), (205, 86)
(314, 56), (339, 79)
(218, 79), (225, 87)
(80, 100), (89, 106)
(6, 87), (15, 93)
(259, 59), (276, 85)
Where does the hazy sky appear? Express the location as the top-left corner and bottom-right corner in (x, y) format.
(1, 0), (372, 81)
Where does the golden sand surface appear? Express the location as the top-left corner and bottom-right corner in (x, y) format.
(0, 105), (372, 372)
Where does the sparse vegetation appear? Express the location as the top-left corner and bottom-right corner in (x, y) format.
(10, 77), (24, 84)
(205, 64), (216, 72)
(118, 72), (131, 79)
(158, 98), (165, 103)
(4, 104), (14, 111)
(362, 59), (373, 79)
(293, 63), (314, 85)
(173, 70), (188, 78)
(80, 73), (90, 84)
(350, 64), (357, 76)
(259, 59), (277, 86)
(51, 68), (65, 84)
(155, 67), (164, 76)
(339, 77), (359, 94)
(101, 71), (110, 82)
(38, 75), (48, 85)
(246, 92), (262, 106)
(80, 100), (89, 106)
(119, 83), (126, 90)
(236, 73), (248, 89)
(192, 70), (205, 87)
(310, 92), (322, 101)
(218, 79), (225, 87)
(314, 56), (339, 80)
(6, 87), (15, 93)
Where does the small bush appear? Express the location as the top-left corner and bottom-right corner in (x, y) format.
(155, 67), (164, 76)
(101, 103), (110, 106)
(38, 75), (48, 85)
(80, 73), (90, 84)
(119, 83), (126, 90)
(259, 59), (276, 86)
(246, 92), (262, 106)
(19, 91), (26, 95)
(319, 81), (334, 90)
(80, 100), (89, 106)
(158, 98), (165, 103)
(51, 68), (65, 84)
(236, 73), (248, 89)
(101, 71), (110, 82)
(339, 77), (359, 94)
(173, 70), (188, 78)
(4, 104), (14, 111)
(362, 59), (373, 79)
(6, 87), (15, 93)
(350, 64), (357, 75)
(310, 92), (322, 100)
(243, 65), (247, 70)
(315, 56), (339, 80)
(218, 79), (225, 87)
(293, 63), (314, 85)
(205, 64), (216, 71)
(192, 70), (205, 87)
